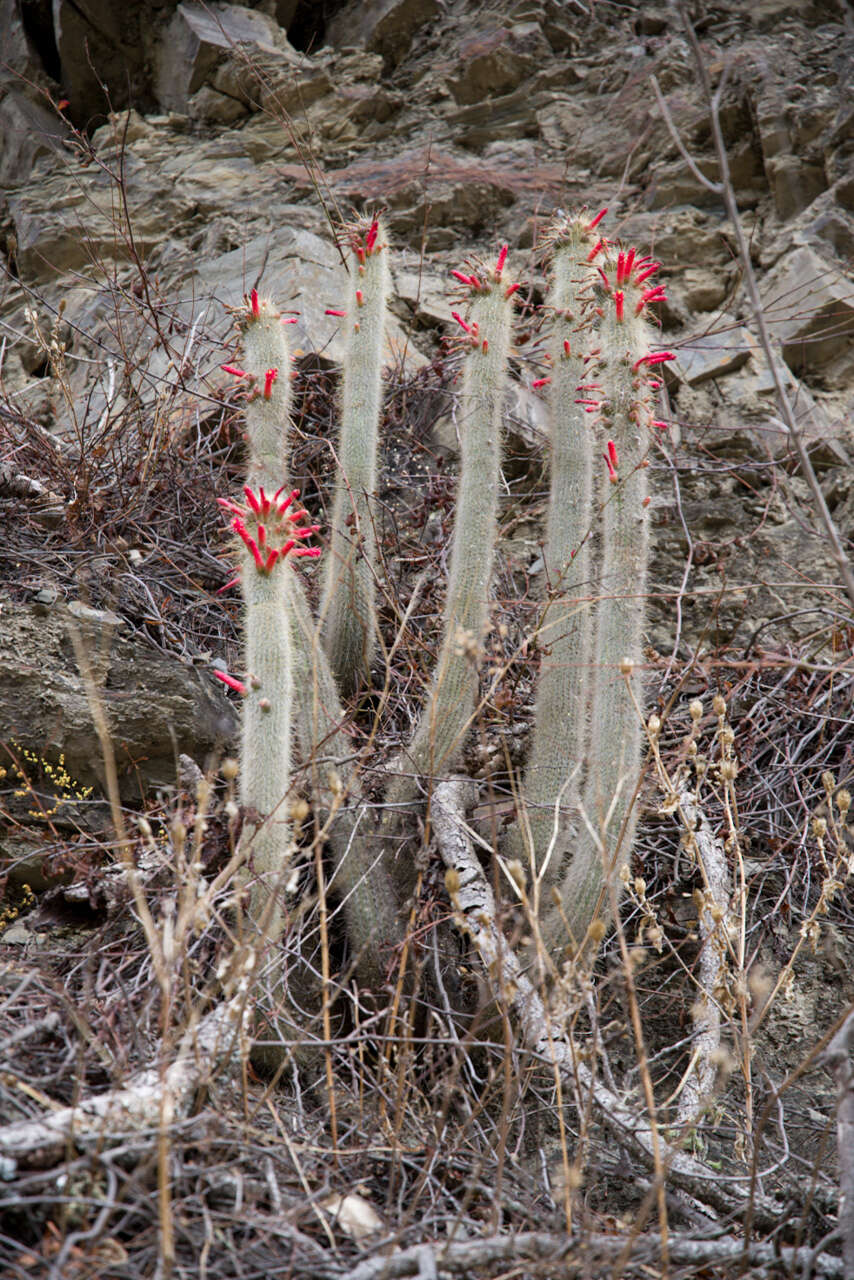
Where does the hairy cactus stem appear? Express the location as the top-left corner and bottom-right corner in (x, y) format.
(222, 487), (320, 947)
(236, 288), (403, 991)
(401, 244), (517, 791)
(555, 248), (670, 950)
(321, 215), (390, 693)
(521, 210), (606, 895)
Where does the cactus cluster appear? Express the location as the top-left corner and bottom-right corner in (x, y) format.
(217, 213), (673, 1050)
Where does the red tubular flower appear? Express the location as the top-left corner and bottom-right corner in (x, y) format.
(616, 251), (626, 286)
(636, 285), (667, 314)
(634, 263), (660, 285)
(232, 518), (265, 571)
(587, 238), (606, 262)
(563, 338), (571, 357)
(615, 290), (625, 322)
(604, 441), (619, 483)
(588, 207), (608, 230)
(623, 247), (636, 279)
(495, 243), (508, 275)
(505, 282), (522, 299)
(607, 440), (618, 469)
(223, 485), (320, 575)
(532, 377), (551, 388)
(355, 290), (364, 306)
(365, 219), (379, 253)
(250, 289), (260, 317)
(243, 486), (262, 516)
(221, 364), (248, 378)
(633, 351), (676, 371)
(263, 368), (278, 399)
(282, 316), (298, 325)
(214, 670), (247, 695)
(325, 308), (347, 317)
(451, 311), (472, 334)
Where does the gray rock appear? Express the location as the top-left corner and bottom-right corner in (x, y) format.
(765, 153), (827, 219)
(325, 0), (439, 66)
(154, 1), (305, 113)
(759, 244), (854, 373)
(0, 600), (238, 800)
(0, 91), (70, 187)
(674, 327), (752, 386)
(447, 24), (550, 107)
(51, 0), (151, 122)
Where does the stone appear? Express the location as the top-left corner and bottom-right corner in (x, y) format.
(675, 268), (730, 313)
(759, 245), (854, 373)
(188, 84), (251, 124)
(446, 25), (549, 106)
(0, 90), (70, 187)
(154, 1), (305, 113)
(765, 153), (827, 219)
(51, 0), (150, 122)
(0, 601), (238, 799)
(325, 0), (439, 66)
(673, 327), (752, 386)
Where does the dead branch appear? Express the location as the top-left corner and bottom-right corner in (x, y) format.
(343, 1227), (846, 1280)
(820, 1009), (854, 1278)
(675, 785), (730, 1128)
(0, 996), (245, 1171)
(431, 778), (783, 1224)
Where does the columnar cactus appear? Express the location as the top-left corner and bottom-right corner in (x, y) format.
(217, 222), (673, 1018)
(521, 210), (605, 888)
(549, 244), (673, 949)
(403, 246), (519, 783)
(224, 288), (402, 994)
(321, 217), (390, 694)
(216, 486), (320, 946)
(235, 288), (297, 491)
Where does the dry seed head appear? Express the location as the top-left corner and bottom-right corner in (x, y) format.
(445, 868), (461, 897)
(634, 876), (646, 895)
(507, 859), (526, 894)
(290, 797), (310, 823)
(689, 699), (703, 722)
(712, 694), (727, 717)
(137, 816), (153, 840)
(647, 714), (661, 737)
(836, 789), (851, 818)
(619, 657), (634, 676)
(588, 918), (607, 943)
(812, 816), (827, 839)
(823, 770), (836, 794)
(221, 758), (239, 782)
(720, 726), (735, 748)
(720, 760), (738, 781)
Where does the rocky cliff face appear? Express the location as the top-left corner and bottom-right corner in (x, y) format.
(1, 0), (852, 792)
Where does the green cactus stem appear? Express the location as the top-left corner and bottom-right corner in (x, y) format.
(321, 217), (390, 694)
(237, 289), (298, 491)
(521, 209), (606, 891)
(402, 246), (518, 786)
(231, 288), (403, 990)
(552, 248), (672, 951)
(216, 487), (320, 949)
